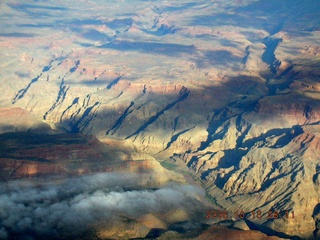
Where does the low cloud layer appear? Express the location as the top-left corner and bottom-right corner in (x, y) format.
(0, 172), (205, 239)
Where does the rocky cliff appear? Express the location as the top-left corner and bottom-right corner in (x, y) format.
(1, 0), (320, 239)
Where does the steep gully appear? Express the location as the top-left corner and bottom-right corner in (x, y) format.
(12, 73), (42, 104)
(125, 86), (190, 140)
(12, 53), (73, 105)
(65, 74), (129, 133)
(106, 101), (135, 135)
(262, 37), (282, 74)
(105, 84), (150, 136)
(43, 77), (70, 120)
(41, 59), (106, 131)
(58, 74), (128, 134)
(70, 101), (101, 133)
(157, 126), (196, 154)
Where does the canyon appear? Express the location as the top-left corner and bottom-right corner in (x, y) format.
(1, 0), (320, 239)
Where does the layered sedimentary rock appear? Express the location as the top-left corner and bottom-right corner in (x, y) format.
(0, 131), (185, 186)
(1, 0), (320, 239)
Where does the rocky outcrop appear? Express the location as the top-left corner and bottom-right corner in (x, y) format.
(1, 0), (320, 239)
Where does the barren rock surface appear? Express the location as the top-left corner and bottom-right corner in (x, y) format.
(1, 0), (320, 239)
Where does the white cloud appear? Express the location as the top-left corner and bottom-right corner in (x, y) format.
(0, 172), (205, 239)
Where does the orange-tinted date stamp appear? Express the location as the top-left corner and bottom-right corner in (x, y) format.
(206, 210), (295, 220)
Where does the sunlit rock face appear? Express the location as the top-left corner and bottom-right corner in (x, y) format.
(1, 0), (320, 239)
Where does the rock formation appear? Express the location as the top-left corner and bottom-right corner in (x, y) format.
(1, 0), (320, 239)
(312, 204), (320, 239)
